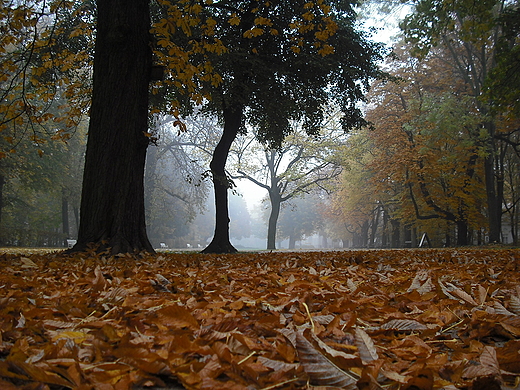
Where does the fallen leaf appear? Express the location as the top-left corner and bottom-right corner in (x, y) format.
(295, 330), (358, 389)
(354, 327), (379, 363)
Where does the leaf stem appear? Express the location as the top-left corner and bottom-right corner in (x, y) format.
(302, 301), (315, 333)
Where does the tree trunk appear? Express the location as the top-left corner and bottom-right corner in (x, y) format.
(62, 188), (69, 247)
(144, 143), (159, 221)
(484, 122), (502, 243)
(456, 220), (469, 246)
(267, 190), (281, 250)
(288, 234), (296, 249)
(202, 106), (242, 254)
(71, 0), (154, 254)
(391, 219), (400, 248)
(0, 174), (4, 246)
(369, 206), (380, 248)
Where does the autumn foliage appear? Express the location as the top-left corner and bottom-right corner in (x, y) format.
(0, 249), (519, 389)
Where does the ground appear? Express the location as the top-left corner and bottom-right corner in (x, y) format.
(0, 248), (519, 389)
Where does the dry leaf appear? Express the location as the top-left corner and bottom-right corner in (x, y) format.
(20, 257), (38, 269)
(509, 295), (520, 315)
(354, 327), (379, 363)
(295, 330), (358, 389)
(381, 319), (428, 332)
(407, 270), (429, 292)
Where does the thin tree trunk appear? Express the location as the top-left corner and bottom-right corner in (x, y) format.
(62, 188), (69, 247)
(391, 219), (400, 248)
(484, 122), (502, 243)
(288, 234), (296, 249)
(144, 143), (159, 222)
(456, 220), (469, 246)
(71, 0), (154, 254)
(267, 191), (281, 250)
(202, 106), (242, 254)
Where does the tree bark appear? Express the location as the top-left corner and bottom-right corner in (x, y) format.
(267, 190), (281, 250)
(483, 123), (502, 243)
(71, 0), (154, 254)
(0, 174), (4, 246)
(201, 106), (242, 254)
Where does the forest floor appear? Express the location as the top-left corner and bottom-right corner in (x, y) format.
(0, 248), (519, 390)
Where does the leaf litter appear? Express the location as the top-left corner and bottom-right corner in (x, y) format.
(0, 248), (519, 390)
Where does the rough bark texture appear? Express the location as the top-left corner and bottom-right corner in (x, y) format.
(71, 0), (154, 254)
(484, 142), (502, 243)
(201, 107), (242, 254)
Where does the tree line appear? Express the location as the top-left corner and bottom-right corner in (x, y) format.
(327, 0), (520, 247)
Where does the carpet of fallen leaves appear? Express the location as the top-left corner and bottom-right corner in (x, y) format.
(0, 248), (519, 390)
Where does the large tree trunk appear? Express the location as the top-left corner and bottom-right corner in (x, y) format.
(71, 0), (154, 254)
(0, 174), (4, 246)
(267, 190), (281, 250)
(202, 106), (242, 254)
(484, 122), (502, 243)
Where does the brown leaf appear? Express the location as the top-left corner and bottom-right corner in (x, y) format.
(6, 361), (73, 387)
(449, 285), (478, 306)
(20, 257), (38, 269)
(403, 368), (434, 390)
(494, 301), (516, 316)
(380, 367), (412, 383)
(407, 270), (429, 292)
(257, 356), (299, 372)
(416, 277), (435, 295)
(295, 330), (358, 389)
(354, 327), (378, 363)
(479, 346), (500, 372)
(381, 319), (428, 332)
(156, 304), (199, 330)
(463, 346), (500, 379)
(475, 284), (488, 305)
(92, 265), (108, 292)
(499, 321), (520, 337)
(509, 295), (520, 315)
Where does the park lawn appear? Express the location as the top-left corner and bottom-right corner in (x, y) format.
(0, 248), (519, 390)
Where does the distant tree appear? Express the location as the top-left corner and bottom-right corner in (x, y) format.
(233, 116), (345, 249)
(277, 195), (323, 249)
(144, 115), (212, 248)
(0, 121), (85, 246)
(228, 194), (252, 241)
(325, 127), (386, 248)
